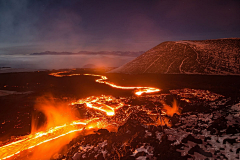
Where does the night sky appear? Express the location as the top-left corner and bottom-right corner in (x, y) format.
(0, 0), (240, 54)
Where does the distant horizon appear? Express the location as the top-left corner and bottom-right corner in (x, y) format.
(1, 37), (239, 55)
(0, 54), (135, 70)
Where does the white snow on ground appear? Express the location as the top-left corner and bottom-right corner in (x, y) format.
(155, 131), (163, 141)
(174, 98), (240, 159)
(164, 128), (189, 145)
(72, 140), (109, 160)
(132, 144), (154, 156)
(231, 102), (240, 112)
(136, 156), (147, 160)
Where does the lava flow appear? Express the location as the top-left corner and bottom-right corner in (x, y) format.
(0, 70), (163, 160)
(71, 95), (124, 116)
(83, 73), (161, 96)
(0, 120), (86, 160)
(49, 71), (161, 96)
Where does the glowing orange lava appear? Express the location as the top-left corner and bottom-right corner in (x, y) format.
(0, 70), (163, 160)
(71, 95), (124, 116)
(0, 120), (86, 160)
(83, 73), (160, 96)
(50, 71), (160, 96)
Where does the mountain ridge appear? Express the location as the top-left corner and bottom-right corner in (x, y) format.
(30, 51), (144, 57)
(109, 38), (240, 75)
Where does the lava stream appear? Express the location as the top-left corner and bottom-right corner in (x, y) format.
(83, 73), (161, 96)
(0, 71), (161, 160)
(0, 120), (86, 160)
(50, 71), (161, 95)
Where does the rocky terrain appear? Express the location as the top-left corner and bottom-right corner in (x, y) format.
(109, 38), (240, 74)
(1, 69), (240, 160)
(54, 89), (240, 160)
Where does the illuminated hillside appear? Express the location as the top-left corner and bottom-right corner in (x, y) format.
(110, 38), (240, 74)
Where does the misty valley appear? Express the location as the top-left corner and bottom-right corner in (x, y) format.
(0, 54), (135, 70)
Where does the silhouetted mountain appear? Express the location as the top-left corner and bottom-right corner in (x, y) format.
(30, 51), (144, 57)
(109, 38), (240, 75)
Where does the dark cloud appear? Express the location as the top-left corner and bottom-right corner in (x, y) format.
(0, 0), (239, 54)
(163, 0), (240, 33)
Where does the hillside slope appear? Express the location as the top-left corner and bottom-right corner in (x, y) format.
(109, 38), (240, 74)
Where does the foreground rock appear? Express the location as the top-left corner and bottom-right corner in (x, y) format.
(54, 91), (240, 160)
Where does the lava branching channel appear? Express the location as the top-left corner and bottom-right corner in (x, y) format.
(0, 71), (163, 160)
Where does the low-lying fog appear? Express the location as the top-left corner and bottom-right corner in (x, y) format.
(0, 54), (135, 69)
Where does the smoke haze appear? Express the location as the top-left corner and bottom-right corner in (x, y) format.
(0, 54), (135, 69)
(0, 0), (239, 55)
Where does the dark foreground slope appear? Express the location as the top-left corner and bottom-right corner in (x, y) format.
(109, 38), (240, 74)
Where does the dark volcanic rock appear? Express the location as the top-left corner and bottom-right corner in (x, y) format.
(154, 134), (186, 160)
(109, 38), (240, 75)
(94, 129), (110, 135)
(54, 93), (240, 160)
(188, 145), (212, 157)
(170, 113), (180, 126)
(207, 116), (227, 135)
(182, 134), (202, 144)
(223, 138), (237, 145)
(226, 125), (240, 134)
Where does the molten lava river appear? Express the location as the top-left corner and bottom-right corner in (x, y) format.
(0, 70), (178, 160)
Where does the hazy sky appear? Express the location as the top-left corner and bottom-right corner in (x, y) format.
(0, 0), (239, 54)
